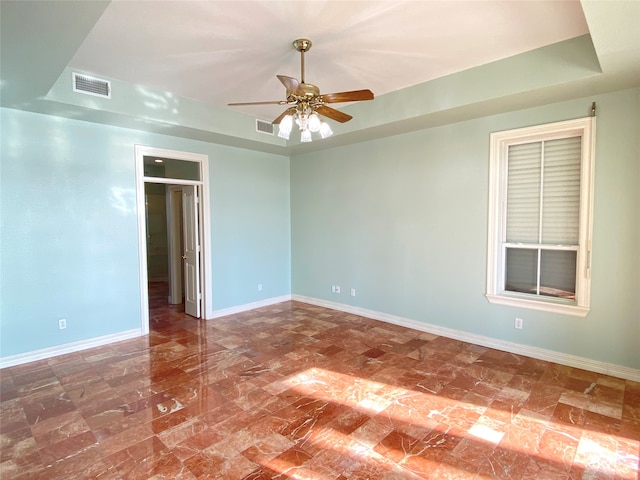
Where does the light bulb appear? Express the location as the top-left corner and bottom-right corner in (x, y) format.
(300, 129), (312, 143)
(319, 121), (333, 139)
(308, 113), (321, 132)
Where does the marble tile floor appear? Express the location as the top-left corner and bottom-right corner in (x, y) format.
(1, 285), (639, 479)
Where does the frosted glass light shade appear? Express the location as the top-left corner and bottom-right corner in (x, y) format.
(278, 115), (293, 139)
(319, 121), (333, 139)
(278, 129), (290, 140)
(308, 113), (321, 132)
(300, 129), (312, 142)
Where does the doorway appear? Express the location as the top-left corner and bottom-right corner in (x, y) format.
(145, 183), (200, 316)
(166, 184), (201, 317)
(135, 146), (211, 335)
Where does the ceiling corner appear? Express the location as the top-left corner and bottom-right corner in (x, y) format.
(0, 0), (110, 107)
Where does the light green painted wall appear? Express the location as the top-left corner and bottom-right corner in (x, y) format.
(1, 88), (637, 370)
(0, 108), (290, 357)
(291, 88), (640, 369)
(210, 144), (291, 308)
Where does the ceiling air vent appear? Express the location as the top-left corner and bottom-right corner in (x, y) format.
(256, 119), (274, 135)
(73, 72), (111, 98)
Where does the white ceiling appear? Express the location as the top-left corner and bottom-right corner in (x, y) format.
(2, 0), (637, 153)
(68, 0), (590, 121)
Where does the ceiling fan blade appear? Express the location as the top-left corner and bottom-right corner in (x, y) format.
(321, 89), (374, 103)
(316, 105), (353, 123)
(228, 100), (287, 106)
(272, 107), (297, 125)
(277, 75), (301, 94)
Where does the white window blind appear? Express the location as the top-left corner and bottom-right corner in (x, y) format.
(506, 142), (542, 243)
(507, 137), (581, 245)
(541, 137), (582, 244)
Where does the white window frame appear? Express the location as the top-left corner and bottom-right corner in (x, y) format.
(486, 117), (595, 317)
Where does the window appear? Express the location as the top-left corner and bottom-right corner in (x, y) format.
(486, 117), (595, 317)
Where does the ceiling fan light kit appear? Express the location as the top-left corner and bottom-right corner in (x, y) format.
(279, 105), (332, 142)
(228, 38), (374, 143)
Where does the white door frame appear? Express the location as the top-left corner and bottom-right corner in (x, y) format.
(135, 145), (212, 335)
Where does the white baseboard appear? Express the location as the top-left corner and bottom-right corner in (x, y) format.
(292, 295), (640, 382)
(0, 295), (293, 369)
(4, 295), (637, 383)
(208, 294), (293, 319)
(0, 329), (143, 369)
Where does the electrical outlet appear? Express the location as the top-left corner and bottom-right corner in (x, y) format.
(331, 285), (336, 293)
(335, 285), (341, 294)
(350, 288), (356, 297)
(257, 283), (263, 292)
(59, 319), (67, 330)
(514, 317), (523, 330)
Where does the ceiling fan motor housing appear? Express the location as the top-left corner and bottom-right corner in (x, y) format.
(299, 83), (320, 97)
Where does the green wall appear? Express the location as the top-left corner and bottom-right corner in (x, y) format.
(0, 108), (291, 357)
(1, 89), (638, 371)
(291, 88), (640, 369)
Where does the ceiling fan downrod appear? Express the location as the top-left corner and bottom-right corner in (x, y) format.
(293, 38), (312, 84)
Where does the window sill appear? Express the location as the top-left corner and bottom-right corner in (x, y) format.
(486, 293), (590, 317)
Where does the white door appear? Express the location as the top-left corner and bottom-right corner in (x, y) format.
(182, 185), (201, 317)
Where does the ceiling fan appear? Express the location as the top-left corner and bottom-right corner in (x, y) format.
(228, 38), (374, 141)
